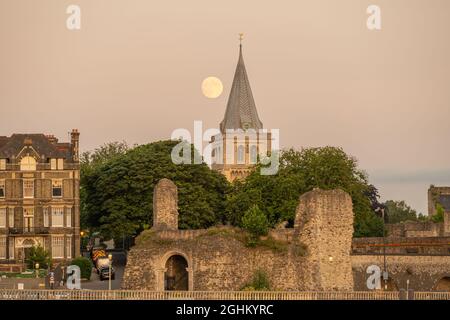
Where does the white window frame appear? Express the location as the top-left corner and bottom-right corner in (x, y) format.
(0, 237), (6, 259)
(8, 208), (14, 228)
(43, 207), (49, 227)
(0, 208), (6, 228)
(66, 236), (72, 259)
(51, 158), (64, 170)
(65, 207), (72, 228)
(20, 156), (36, 171)
(23, 179), (34, 199)
(51, 236), (64, 259)
(8, 238), (14, 259)
(51, 207), (64, 227)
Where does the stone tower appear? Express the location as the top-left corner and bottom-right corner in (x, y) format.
(295, 189), (354, 291)
(211, 37), (272, 182)
(152, 178), (179, 230)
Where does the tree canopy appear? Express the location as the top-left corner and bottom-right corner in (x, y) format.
(81, 143), (388, 240)
(226, 147), (384, 237)
(81, 140), (229, 241)
(383, 200), (425, 223)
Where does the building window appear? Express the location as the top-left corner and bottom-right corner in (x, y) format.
(52, 207), (64, 227)
(0, 159), (6, 170)
(43, 207), (49, 227)
(9, 238), (14, 259)
(0, 237), (6, 259)
(23, 207), (34, 232)
(237, 145), (245, 164)
(0, 208), (6, 228)
(66, 236), (72, 259)
(8, 208), (14, 228)
(23, 179), (34, 198)
(51, 158), (64, 170)
(0, 180), (5, 198)
(20, 156), (36, 171)
(65, 208), (72, 227)
(250, 145), (258, 164)
(52, 180), (63, 198)
(51, 236), (64, 259)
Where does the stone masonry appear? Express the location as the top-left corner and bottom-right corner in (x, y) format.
(122, 179), (355, 291)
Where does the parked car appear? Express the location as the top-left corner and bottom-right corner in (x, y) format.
(99, 266), (115, 281)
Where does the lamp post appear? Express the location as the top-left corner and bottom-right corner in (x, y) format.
(375, 206), (388, 290)
(108, 254), (113, 291)
(35, 263), (39, 278)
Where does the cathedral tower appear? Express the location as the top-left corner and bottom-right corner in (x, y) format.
(211, 36), (272, 182)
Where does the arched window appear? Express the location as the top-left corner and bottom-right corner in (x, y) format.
(237, 145), (245, 164)
(250, 145), (258, 164)
(20, 156), (36, 171)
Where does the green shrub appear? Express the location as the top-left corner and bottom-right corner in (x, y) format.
(71, 256), (93, 280)
(241, 205), (269, 244)
(242, 269), (271, 291)
(432, 203), (445, 223)
(26, 245), (51, 269)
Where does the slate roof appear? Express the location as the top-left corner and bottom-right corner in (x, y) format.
(0, 134), (72, 161)
(220, 44), (263, 133)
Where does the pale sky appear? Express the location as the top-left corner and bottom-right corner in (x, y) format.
(1, 0), (449, 214)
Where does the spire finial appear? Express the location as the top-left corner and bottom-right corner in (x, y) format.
(239, 33), (244, 47)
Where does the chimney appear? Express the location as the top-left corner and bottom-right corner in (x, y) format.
(71, 129), (80, 162)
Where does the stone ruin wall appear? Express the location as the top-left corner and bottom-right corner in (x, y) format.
(122, 182), (355, 291)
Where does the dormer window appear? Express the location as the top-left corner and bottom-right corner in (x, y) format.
(20, 156), (36, 171)
(0, 159), (6, 170)
(50, 158), (64, 170)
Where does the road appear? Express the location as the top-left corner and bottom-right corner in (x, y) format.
(79, 251), (126, 290)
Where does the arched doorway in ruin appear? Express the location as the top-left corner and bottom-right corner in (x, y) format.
(434, 277), (450, 291)
(164, 255), (189, 291)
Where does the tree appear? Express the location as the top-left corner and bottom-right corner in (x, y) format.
(81, 140), (229, 241)
(71, 257), (93, 280)
(241, 205), (269, 245)
(80, 142), (129, 230)
(384, 200), (420, 223)
(227, 146), (384, 237)
(26, 245), (51, 269)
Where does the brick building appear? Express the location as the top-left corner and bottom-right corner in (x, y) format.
(0, 130), (80, 265)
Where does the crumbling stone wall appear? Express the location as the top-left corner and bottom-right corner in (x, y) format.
(352, 255), (450, 291)
(152, 178), (178, 230)
(122, 181), (355, 291)
(295, 189), (354, 291)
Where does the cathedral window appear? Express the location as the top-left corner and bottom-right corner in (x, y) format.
(237, 145), (245, 164)
(250, 145), (258, 164)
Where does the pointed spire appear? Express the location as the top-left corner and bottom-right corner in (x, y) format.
(220, 35), (263, 133)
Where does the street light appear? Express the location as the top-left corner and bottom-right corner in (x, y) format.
(108, 254), (113, 291)
(35, 263), (39, 278)
(375, 206), (388, 290)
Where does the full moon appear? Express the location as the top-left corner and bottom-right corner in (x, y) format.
(201, 76), (223, 99)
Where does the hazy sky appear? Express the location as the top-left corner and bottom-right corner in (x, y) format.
(1, 0), (449, 214)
